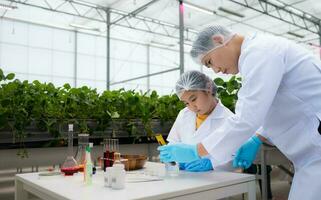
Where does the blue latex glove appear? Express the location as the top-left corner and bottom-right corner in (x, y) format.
(179, 163), (186, 170)
(184, 158), (213, 172)
(157, 143), (200, 163)
(233, 135), (262, 169)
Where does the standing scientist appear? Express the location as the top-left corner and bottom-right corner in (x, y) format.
(158, 25), (321, 199)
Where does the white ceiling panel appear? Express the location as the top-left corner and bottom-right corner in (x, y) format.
(0, 0), (320, 48)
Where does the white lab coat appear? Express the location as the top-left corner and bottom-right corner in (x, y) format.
(167, 101), (236, 171)
(201, 33), (321, 199)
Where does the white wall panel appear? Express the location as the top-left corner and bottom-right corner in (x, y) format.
(0, 43), (28, 73)
(150, 47), (178, 72)
(53, 29), (74, 52)
(0, 18), (191, 95)
(149, 70), (179, 91)
(110, 40), (130, 60)
(77, 79), (96, 88)
(111, 40), (146, 63)
(110, 60), (147, 82)
(28, 48), (52, 75)
(77, 33), (95, 55)
(0, 20), (28, 45)
(128, 44), (146, 63)
(12, 72), (28, 82)
(184, 52), (201, 72)
(29, 24), (52, 49)
(95, 81), (107, 93)
(160, 87), (175, 96)
(77, 54), (95, 79)
(149, 71), (162, 86)
(52, 77), (74, 87)
(95, 36), (106, 57)
(95, 57), (107, 81)
(52, 51), (74, 77)
(28, 74), (52, 83)
(110, 84), (123, 91)
(110, 59), (131, 82)
(148, 63), (163, 74)
(130, 62), (147, 77)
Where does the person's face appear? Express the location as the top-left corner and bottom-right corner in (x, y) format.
(201, 36), (239, 75)
(180, 90), (215, 115)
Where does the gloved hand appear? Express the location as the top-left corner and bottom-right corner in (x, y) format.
(233, 135), (262, 169)
(157, 143), (200, 163)
(179, 163), (186, 170)
(184, 158), (213, 172)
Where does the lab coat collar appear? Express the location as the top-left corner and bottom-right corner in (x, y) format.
(208, 100), (227, 120)
(181, 100), (227, 133)
(239, 33), (257, 74)
(194, 100), (227, 133)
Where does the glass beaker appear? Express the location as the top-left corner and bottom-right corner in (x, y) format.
(61, 124), (79, 176)
(75, 133), (89, 172)
(102, 139), (119, 171)
(165, 162), (179, 176)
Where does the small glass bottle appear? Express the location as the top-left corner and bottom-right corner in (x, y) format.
(111, 152), (126, 190)
(104, 167), (113, 188)
(165, 162), (179, 177)
(84, 143), (93, 185)
(61, 124), (79, 176)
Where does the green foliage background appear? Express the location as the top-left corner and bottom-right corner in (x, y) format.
(0, 69), (241, 157)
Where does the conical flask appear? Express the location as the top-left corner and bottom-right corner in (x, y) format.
(75, 133), (89, 172)
(61, 124), (79, 176)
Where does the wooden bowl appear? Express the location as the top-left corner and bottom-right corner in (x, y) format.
(121, 155), (147, 171)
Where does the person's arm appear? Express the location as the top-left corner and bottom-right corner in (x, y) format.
(201, 49), (286, 165)
(197, 133), (267, 156)
(197, 143), (208, 156)
(256, 133), (268, 143)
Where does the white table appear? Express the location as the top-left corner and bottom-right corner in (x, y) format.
(15, 162), (256, 200)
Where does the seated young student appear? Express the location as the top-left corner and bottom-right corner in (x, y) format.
(166, 70), (237, 172)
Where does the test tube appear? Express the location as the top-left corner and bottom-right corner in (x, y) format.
(103, 139), (110, 171)
(110, 139), (119, 166)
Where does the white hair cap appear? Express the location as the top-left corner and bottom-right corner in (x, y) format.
(190, 25), (235, 64)
(175, 70), (217, 99)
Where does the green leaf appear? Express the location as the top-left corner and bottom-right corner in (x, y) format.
(0, 69), (4, 80)
(111, 111), (120, 119)
(63, 83), (71, 90)
(150, 90), (158, 99)
(33, 80), (41, 85)
(226, 83), (234, 94)
(6, 73), (15, 80)
(214, 78), (225, 86)
(1, 99), (11, 106)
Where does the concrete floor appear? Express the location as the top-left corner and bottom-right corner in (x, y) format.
(0, 166), (291, 200)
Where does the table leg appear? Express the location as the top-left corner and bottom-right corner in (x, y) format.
(15, 178), (28, 200)
(247, 180), (257, 200)
(261, 147), (268, 200)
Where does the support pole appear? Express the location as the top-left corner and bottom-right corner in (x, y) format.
(179, 0), (184, 75)
(106, 8), (111, 90)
